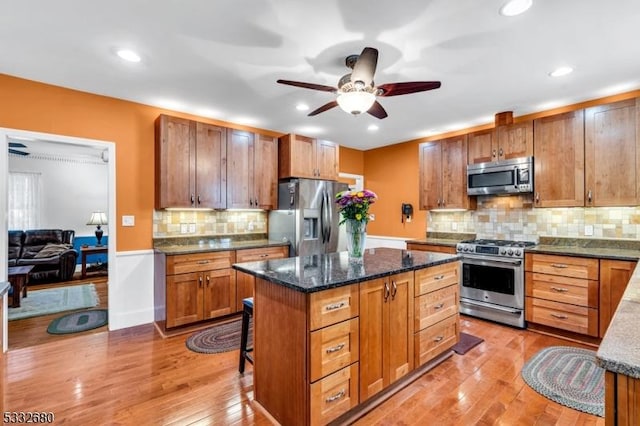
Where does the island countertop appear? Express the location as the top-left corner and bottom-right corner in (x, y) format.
(232, 246), (460, 293)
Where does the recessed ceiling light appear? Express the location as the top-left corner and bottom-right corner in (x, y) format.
(499, 0), (533, 16)
(116, 49), (141, 63)
(549, 66), (574, 77)
(367, 124), (379, 131)
(296, 103), (309, 111)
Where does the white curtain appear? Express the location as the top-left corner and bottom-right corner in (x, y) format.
(8, 172), (41, 230)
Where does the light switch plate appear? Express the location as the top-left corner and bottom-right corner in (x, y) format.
(122, 215), (135, 227)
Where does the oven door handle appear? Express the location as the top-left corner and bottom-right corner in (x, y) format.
(460, 298), (523, 314)
(461, 255), (522, 267)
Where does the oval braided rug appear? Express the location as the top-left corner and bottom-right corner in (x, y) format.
(186, 319), (252, 354)
(47, 309), (108, 334)
(521, 346), (604, 417)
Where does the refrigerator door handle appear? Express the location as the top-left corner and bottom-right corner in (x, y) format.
(319, 189), (326, 243)
(324, 190), (332, 243)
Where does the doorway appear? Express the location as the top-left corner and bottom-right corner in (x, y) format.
(0, 128), (116, 351)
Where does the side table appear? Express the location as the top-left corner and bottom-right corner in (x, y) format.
(81, 245), (109, 279)
(8, 265), (35, 308)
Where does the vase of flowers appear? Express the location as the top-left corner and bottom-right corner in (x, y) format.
(335, 189), (377, 260)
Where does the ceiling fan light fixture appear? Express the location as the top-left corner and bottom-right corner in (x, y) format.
(499, 0), (532, 16)
(337, 91), (376, 115)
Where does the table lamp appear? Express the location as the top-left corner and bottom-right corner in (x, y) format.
(87, 211), (108, 246)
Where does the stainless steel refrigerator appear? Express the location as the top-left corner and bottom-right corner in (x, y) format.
(268, 179), (349, 256)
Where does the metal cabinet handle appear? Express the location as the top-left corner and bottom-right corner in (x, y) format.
(535, 192), (540, 204)
(259, 254), (269, 258)
(551, 286), (568, 293)
(434, 303), (445, 310)
(499, 147), (503, 157)
(197, 195), (201, 205)
(587, 190), (592, 203)
(433, 336), (444, 342)
(198, 276), (203, 288)
(197, 260), (210, 264)
(492, 149), (497, 158)
(325, 301), (345, 311)
(550, 313), (568, 319)
(442, 199), (446, 206)
(190, 194), (195, 205)
(325, 390), (345, 403)
(391, 281), (397, 300)
(434, 274), (445, 280)
(384, 282), (390, 302)
(325, 343), (345, 354)
(206, 275), (210, 287)
(551, 263), (568, 269)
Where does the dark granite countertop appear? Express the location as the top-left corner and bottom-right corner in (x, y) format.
(154, 238), (289, 255)
(527, 237), (640, 261)
(0, 281), (9, 297)
(406, 232), (475, 248)
(233, 247), (460, 293)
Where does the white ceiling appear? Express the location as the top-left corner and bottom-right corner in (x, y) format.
(2, 0), (640, 151)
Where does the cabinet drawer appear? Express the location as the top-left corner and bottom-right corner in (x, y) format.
(166, 251), (235, 275)
(310, 363), (359, 426)
(236, 246), (289, 262)
(415, 285), (459, 331)
(310, 318), (359, 383)
(525, 297), (598, 336)
(414, 261), (460, 296)
(309, 285), (359, 331)
(526, 254), (598, 280)
(414, 314), (459, 367)
(526, 272), (598, 308)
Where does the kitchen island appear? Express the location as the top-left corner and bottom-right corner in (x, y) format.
(233, 247), (461, 425)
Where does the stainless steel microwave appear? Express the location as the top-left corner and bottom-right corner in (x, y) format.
(467, 156), (533, 196)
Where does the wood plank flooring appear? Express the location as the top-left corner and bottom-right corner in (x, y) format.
(2, 314), (605, 425)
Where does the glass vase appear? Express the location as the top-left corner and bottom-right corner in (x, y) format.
(345, 219), (367, 260)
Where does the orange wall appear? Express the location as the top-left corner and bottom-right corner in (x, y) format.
(0, 74), (282, 251)
(338, 146), (364, 175)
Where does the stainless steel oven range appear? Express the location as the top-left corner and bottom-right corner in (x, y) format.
(456, 239), (536, 328)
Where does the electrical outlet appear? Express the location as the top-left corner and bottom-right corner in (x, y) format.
(584, 225), (594, 236)
(180, 223), (188, 234)
(369, 214), (376, 221)
(188, 223), (196, 233)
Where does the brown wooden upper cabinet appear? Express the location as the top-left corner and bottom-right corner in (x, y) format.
(155, 114), (227, 209)
(227, 130), (278, 209)
(279, 134), (339, 180)
(468, 121), (533, 164)
(419, 135), (475, 210)
(533, 110), (585, 207)
(585, 98), (640, 207)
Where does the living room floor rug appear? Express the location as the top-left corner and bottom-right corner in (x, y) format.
(521, 346), (604, 417)
(186, 318), (252, 354)
(47, 309), (108, 334)
(452, 332), (484, 355)
(8, 284), (99, 321)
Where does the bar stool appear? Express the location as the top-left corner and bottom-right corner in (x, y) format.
(238, 297), (254, 374)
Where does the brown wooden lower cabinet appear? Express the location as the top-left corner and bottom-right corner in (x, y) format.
(605, 370), (640, 425)
(599, 259), (636, 337)
(235, 245), (289, 311)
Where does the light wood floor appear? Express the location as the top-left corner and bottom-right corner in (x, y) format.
(7, 274), (109, 350)
(2, 314), (604, 425)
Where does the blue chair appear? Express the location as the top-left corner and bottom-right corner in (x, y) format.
(238, 297), (254, 374)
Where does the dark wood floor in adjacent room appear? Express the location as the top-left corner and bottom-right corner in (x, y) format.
(2, 315), (604, 425)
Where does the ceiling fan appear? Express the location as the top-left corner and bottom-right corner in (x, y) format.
(277, 47), (441, 119)
(8, 142), (29, 156)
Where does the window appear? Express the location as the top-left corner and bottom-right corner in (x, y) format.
(8, 172), (41, 230)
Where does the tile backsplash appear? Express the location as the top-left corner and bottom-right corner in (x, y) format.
(428, 195), (640, 242)
(153, 210), (267, 238)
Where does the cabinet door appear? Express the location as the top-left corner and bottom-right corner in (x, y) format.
(534, 110), (585, 207)
(279, 134), (317, 179)
(235, 271), (255, 312)
(196, 122), (227, 209)
(386, 272), (414, 384)
(235, 246), (289, 311)
(441, 135), (472, 209)
(202, 268), (236, 320)
(497, 121), (533, 160)
(418, 142), (442, 210)
(316, 139), (340, 180)
(585, 98), (640, 206)
(155, 115), (195, 208)
(226, 129), (254, 209)
(166, 272), (203, 328)
(254, 134), (279, 209)
(359, 277), (386, 401)
(599, 259), (636, 337)
(467, 128), (496, 164)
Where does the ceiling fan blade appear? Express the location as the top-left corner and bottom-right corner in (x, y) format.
(351, 47), (378, 88)
(377, 81), (441, 97)
(8, 148), (29, 156)
(308, 100), (339, 116)
(277, 79), (336, 93)
(367, 101), (388, 119)
(9, 142), (27, 148)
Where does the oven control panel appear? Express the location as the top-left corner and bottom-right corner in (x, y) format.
(456, 241), (528, 259)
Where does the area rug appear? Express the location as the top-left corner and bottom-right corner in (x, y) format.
(186, 318), (252, 354)
(8, 284), (99, 321)
(47, 309), (108, 334)
(452, 332), (484, 355)
(521, 346), (604, 417)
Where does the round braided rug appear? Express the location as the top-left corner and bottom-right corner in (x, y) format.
(521, 346), (604, 417)
(186, 319), (252, 354)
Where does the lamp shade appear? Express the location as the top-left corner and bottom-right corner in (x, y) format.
(337, 91), (376, 115)
(87, 212), (108, 226)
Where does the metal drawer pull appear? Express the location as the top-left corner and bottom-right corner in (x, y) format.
(259, 254), (269, 258)
(433, 336), (444, 342)
(326, 390), (346, 403)
(197, 260), (210, 264)
(433, 274), (445, 280)
(434, 303), (445, 310)
(551, 263), (568, 268)
(550, 313), (568, 319)
(551, 286), (569, 292)
(326, 343), (345, 354)
(325, 301), (346, 311)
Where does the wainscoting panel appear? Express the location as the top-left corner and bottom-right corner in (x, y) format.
(110, 249), (155, 330)
(365, 235), (408, 250)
